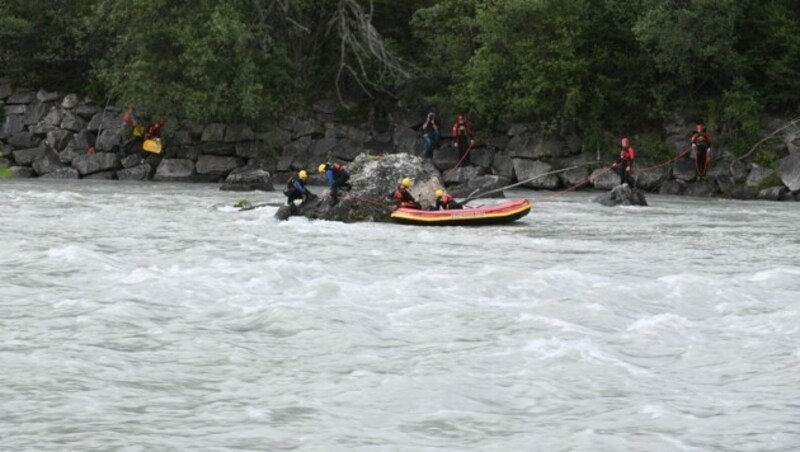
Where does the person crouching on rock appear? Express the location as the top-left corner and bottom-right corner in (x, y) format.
(612, 136), (636, 187)
(392, 177), (421, 209)
(284, 170), (315, 210)
(433, 189), (463, 210)
(318, 162), (352, 206)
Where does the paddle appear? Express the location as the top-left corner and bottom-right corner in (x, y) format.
(458, 163), (598, 205)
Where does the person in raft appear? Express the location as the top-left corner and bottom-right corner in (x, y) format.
(317, 162), (352, 206)
(612, 136), (636, 186)
(284, 170), (315, 209)
(691, 123), (713, 180)
(432, 189), (463, 210)
(392, 177), (421, 209)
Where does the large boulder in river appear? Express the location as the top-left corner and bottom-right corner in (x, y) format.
(776, 153), (800, 191)
(220, 167), (274, 192)
(593, 184), (648, 206)
(275, 152), (442, 223)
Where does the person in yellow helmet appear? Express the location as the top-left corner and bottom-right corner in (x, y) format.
(283, 169), (315, 209)
(432, 188), (463, 210)
(392, 177), (421, 209)
(318, 162), (351, 205)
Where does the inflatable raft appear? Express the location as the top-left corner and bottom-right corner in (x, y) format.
(390, 198), (531, 226)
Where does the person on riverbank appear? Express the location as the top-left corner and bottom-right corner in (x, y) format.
(691, 123), (713, 180)
(284, 170), (314, 209)
(612, 136), (636, 186)
(432, 189), (463, 210)
(421, 112), (439, 159)
(146, 118), (165, 140)
(318, 162), (352, 206)
(392, 177), (421, 209)
(452, 114), (474, 160)
(118, 106), (143, 155)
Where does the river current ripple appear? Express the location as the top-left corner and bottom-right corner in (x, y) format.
(1, 179), (799, 451)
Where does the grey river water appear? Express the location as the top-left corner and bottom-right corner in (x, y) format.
(1, 179), (799, 451)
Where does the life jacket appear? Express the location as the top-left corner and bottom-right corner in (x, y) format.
(693, 132), (710, 145)
(441, 193), (455, 205)
(620, 146), (635, 163)
(393, 187), (415, 204)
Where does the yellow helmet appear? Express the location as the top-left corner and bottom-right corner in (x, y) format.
(401, 177), (413, 188)
(318, 163), (327, 173)
(298, 170), (308, 181)
(435, 189), (444, 198)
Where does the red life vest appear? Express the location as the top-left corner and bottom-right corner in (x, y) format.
(441, 193), (455, 204)
(620, 146), (635, 163)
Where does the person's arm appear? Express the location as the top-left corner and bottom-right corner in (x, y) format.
(293, 179), (308, 194)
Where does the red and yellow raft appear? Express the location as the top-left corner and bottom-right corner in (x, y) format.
(390, 198), (531, 226)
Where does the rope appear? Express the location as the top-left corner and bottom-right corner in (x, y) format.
(533, 148), (691, 204)
(444, 131), (488, 175)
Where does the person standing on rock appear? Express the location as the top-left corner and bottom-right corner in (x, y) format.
(392, 177), (421, 209)
(691, 123), (713, 180)
(612, 136), (636, 187)
(451, 114), (474, 160)
(421, 112), (439, 159)
(318, 162), (352, 206)
(432, 189), (463, 210)
(284, 170), (315, 210)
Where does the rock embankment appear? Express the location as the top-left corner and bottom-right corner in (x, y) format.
(2, 77), (798, 202)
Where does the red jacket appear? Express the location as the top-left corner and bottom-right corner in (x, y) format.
(452, 120), (473, 139)
(619, 146), (635, 165)
(147, 122), (163, 138)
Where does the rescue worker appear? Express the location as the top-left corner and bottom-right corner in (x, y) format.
(433, 189), (463, 210)
(284, 170), (315, 209)
(392, 177), (421, 209)
(421, 112), (439, 159)
(611, 136), (636, 186)
(318, 162), (352, 206)
(691, 123), (713, 180)
(146, 118), (165, 140)
(451, 114), (474, 160)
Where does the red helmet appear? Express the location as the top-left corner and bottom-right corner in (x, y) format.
(696, 123), (706, 133)
(621, 137), (631, 148)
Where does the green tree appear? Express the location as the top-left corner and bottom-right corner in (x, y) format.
(0, 0), (94, 90)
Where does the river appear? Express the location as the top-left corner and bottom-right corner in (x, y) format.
(1, 179), (799, 451)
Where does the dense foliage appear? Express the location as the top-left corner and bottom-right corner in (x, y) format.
(1, 0), (798, 135)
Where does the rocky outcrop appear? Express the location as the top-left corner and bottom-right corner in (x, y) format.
(1, 80), (797, 202)
(276, 153), (441, 223)
(777, 153), (800, 192)
(593, 184), (648, 206)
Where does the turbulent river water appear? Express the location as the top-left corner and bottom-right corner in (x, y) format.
(1, 179), (799, 451)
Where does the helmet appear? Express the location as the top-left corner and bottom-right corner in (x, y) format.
(621, 137), (632, 148)
(318, 163), (328, 173)
(401, 177), (413, 188)
(435, 189), (444, 198)
(298, 170), (308, 181)
(696, 123), (706, 133)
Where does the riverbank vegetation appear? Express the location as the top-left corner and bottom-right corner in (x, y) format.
(1, 0), (798, 148)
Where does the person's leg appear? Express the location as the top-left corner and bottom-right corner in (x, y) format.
(696, 146), (707, 178)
